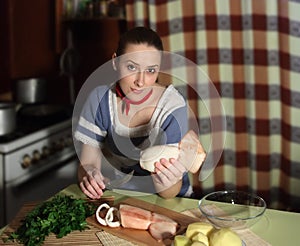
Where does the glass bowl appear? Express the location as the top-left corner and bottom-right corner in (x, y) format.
(198, 190), (266, 230)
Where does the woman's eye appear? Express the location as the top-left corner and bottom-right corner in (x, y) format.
(147, 68), (156, 74)
(127, 64), (136, 71)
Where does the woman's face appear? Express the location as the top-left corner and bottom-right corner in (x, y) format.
(116, 43), (161, 101)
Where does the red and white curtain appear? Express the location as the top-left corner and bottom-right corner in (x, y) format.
(125, 0), (300, 211)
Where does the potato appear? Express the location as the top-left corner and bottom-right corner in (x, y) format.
(186, 222), (214, 239)
(174, 235), (192, 246)
(191, 242), (207, 246)
(209, 228), (242, 246)
(191, 232), (209, 246)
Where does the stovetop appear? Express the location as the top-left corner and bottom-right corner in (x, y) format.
(0, 104), (74, 152)
(0, 113), (70, 143)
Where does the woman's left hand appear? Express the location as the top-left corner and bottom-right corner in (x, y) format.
(151, 158), (186, 193)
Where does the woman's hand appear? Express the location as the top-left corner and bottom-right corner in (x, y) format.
(151, 158), (187, 198)
(78, 164), (107, 199)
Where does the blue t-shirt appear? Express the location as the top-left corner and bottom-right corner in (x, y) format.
(74, 84), (192, 197)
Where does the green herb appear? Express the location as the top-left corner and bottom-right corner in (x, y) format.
(5, 195), (96, 246)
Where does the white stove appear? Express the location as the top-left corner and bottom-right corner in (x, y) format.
(0, 105), (78, 227)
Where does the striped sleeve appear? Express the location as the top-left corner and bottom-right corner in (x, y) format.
(74, 86), (111, 147)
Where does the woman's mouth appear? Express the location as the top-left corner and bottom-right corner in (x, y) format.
(131, 88), (144, 94)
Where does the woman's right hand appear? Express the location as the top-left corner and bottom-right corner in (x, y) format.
(78, 164), (107, 199)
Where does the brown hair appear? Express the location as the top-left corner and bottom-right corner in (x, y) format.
(116, 26), (164, 56)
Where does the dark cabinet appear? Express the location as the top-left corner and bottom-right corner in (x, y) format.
(63, 18), (127, 95)
(0, 0), (127, 103)
(0, 0), (58, 95)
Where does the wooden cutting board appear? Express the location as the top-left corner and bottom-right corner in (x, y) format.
(87, 197), (200, 246)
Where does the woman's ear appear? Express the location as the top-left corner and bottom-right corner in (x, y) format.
(112, 53), (117, 71)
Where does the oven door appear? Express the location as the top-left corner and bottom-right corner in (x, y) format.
(4, 156), (78, 225)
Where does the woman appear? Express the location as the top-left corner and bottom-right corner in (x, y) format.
(74, 26), (193, 199)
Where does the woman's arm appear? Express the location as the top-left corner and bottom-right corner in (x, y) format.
(156, 180), (182, 199)
(151, 98), (190, 198)
(78, 144), (107, 199)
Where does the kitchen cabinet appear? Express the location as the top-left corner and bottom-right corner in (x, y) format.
(53, 0), (127, 96)
(0, 0), (59, 95)
(0, 0), (127, 102)
(62, 17), (127, 95)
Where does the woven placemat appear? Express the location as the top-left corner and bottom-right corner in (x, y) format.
(96, 229), (137, 246)
(182, 208), (271, 246)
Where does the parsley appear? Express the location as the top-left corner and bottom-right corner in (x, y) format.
(5, 195), (96, 246)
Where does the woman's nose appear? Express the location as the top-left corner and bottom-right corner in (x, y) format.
(134, 71), (145, 87)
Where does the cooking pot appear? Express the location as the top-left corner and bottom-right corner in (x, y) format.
(13, 78), (47, 104)
(0, 103), (16, 135)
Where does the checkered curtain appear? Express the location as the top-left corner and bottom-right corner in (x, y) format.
(125, 0), (300, 211)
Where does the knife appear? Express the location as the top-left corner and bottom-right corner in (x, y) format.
(104, 170), (134, 190)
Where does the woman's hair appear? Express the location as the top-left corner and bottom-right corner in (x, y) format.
(116, 26), (164, 56)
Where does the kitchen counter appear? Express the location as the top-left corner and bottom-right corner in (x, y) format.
(2, 184), (300, 245)
(61, 184), (299, 246)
